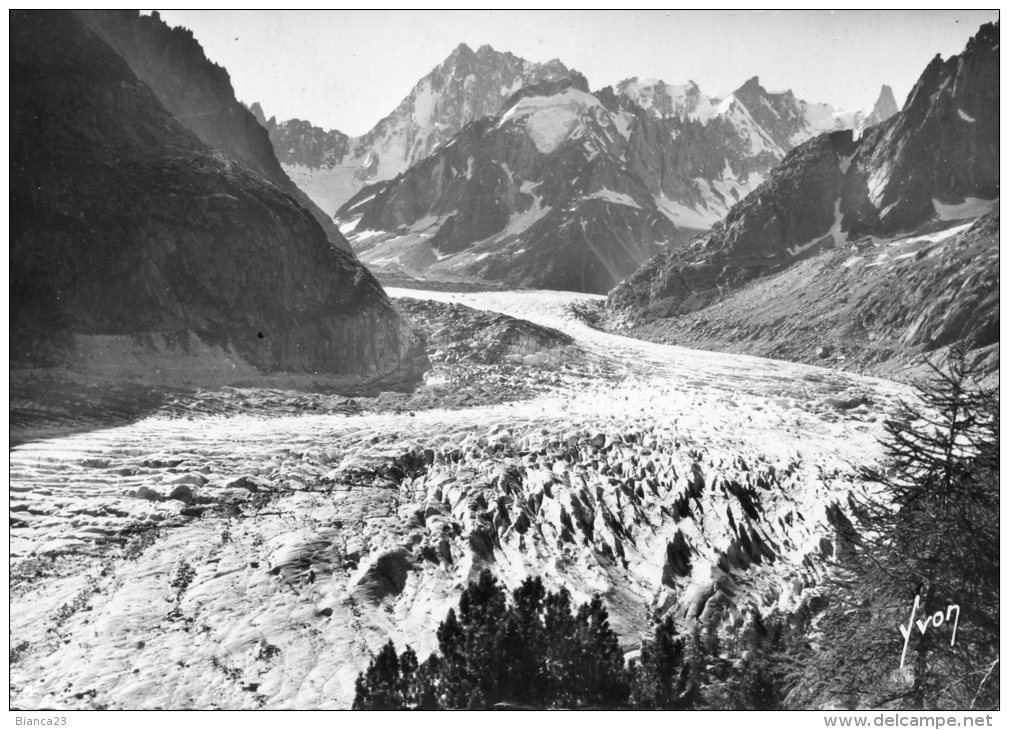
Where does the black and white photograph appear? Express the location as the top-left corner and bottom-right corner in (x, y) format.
(9, 8), (1000, 715)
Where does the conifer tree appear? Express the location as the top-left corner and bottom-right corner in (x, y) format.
(630, 614), (694, 708)
(796, 345), (999, 709)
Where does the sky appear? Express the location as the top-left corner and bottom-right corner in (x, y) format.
(154, 9), (998, 137)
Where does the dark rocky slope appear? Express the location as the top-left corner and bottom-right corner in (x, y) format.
(608, 130), (859, 314)
(608, 22), (999, 347)
(11, 10), (426, 385)
(77, 9), (353, 254)
(610, 207), (998, 381)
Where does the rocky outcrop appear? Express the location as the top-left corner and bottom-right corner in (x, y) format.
(395, 298), (583, 369)
(256, 111), (350, 170)
(10, 10), (427, 384)
(77, 10), (353, 254)
(608, 23), (998, 326)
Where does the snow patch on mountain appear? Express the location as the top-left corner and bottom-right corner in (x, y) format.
(616, 78), (720, 122)
(338, 216), (362, 235)
(499, 88), (602, 154)
(828, 199), (849, 246)
(795, 101), (862, 144)
(612, 111), (635, 139)
(933, 196), (997, 220)
(412, 79), (437, 131)
(867, 164), (892, 207)
(587, 189), (641, 209)
(498, 181), (550, 237)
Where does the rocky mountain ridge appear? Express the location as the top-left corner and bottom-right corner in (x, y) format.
(265, 42), (896, 222)
(333, 69), (897, 294)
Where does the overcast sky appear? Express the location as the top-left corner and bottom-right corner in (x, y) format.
(154, 9), (998, 137)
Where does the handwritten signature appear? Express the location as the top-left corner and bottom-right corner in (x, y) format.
(899, 595), (960, 668)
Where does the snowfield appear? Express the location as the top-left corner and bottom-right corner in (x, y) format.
(9, 288), (911, 709)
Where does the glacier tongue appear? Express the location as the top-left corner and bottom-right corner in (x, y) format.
(10, 286), (911, 709)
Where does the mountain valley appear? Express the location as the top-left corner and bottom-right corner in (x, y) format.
(8, 10), (1000, 712)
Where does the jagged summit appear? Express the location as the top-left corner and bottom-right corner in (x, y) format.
(262, 42), (574, 213)
(861, 84), (899, 131)
(248, 100), (268, 126)
(876, 84), (897, 107)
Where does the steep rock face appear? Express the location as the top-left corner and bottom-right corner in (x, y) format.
(732, 76), (826, 150)
(78, 10), (354, 254)
(609, 23), (998, 326)
(270, 43), (571, 213)
(11, 10), (426, 384)
(354, 43), (571, 177)
(610, 131), (858, 314)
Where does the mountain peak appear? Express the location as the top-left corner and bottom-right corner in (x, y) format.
(872, 84), (898, 118)
(969, 20), (999, 51)
(248, 100), (267, 126)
